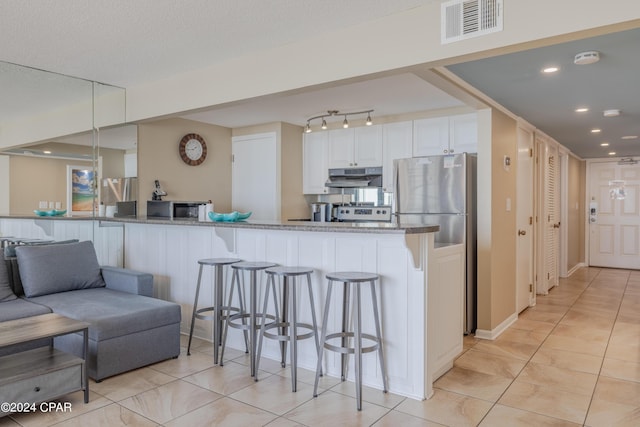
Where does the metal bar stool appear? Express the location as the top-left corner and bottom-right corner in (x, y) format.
(220, 261), (278, 377)
(187, 258), (247, 364)
(255, 266), (321, 392)
(313, 271), (388, 411)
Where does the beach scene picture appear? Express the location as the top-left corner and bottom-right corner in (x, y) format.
(71, 168), (95, 212)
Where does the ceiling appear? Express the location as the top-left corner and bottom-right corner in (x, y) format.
(447, 27), (640, 159)
(1, 1), (639, 159)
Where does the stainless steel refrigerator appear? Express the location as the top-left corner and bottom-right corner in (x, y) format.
(393, 153), (477, 333)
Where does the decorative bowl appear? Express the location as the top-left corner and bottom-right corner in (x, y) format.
(208, 211), (240, 222)
(236, 211), (252, 220)
(34, 209), (67, 217)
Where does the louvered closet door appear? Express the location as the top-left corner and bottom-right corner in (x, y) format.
(589, 161), (640, 268)
(542, 142), (560, 292)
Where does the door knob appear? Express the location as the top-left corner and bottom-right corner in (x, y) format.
(518, 230), (526, 236)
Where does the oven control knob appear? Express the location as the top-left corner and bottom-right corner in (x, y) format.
(382, 210), (387, 214)
(345, 209), (350, 214)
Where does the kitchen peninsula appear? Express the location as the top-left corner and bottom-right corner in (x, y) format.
(0, 215), (464, 400)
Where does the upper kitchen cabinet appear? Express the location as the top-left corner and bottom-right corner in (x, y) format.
(303, 131), (329, 194)
(413, 113), (477, 156)
(382, 121), (413, 192)
(328, 125), (382, 168)
(449, 113), (478, 155)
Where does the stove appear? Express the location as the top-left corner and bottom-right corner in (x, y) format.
(336, 204), (392, 222)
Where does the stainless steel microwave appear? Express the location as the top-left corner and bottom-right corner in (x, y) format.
(147, 201), (206, 219)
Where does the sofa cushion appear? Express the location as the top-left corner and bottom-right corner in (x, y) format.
(0, 259), (17, 302)
(16, 241), (106, 298)
(0, 297), (51, 321)
(28, 288), (181, 341)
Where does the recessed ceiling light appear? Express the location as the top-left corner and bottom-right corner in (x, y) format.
(621, 135), (638, 140)
(600, 142), (610, 147)
(603, 109), (620, 117)
(542, 67), (559, 73)
(591, 129), (601, 133)
(608, 152), (617, 156)
(575, 107), (589, 113)
(43, 150), (52, 154)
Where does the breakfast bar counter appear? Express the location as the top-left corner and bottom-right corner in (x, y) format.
(0, 215), (463, 400)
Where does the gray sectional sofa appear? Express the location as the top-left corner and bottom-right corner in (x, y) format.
(0, 240), (181, 381)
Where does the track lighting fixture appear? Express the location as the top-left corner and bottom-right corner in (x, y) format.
(304, 109), (374, 133)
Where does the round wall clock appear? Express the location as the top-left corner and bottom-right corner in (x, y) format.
(179, 133), (207, 166)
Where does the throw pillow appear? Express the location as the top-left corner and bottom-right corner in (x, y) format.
(0, 258), (17, 302)
(16, 240), (106, 298)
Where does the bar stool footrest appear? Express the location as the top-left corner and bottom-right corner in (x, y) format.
(195, 305), (242, 321)
(228, 312), (277, 331)
(324, 332), (380, 354)
(262, 322), (316, 342)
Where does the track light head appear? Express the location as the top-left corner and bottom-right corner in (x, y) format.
(343, 116), (349, 128)
(304, 122), (311, 133)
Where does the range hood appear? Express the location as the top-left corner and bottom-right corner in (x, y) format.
(325, 166), (383, 188)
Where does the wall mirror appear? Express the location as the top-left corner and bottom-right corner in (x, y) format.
(0, 61), (129, 217)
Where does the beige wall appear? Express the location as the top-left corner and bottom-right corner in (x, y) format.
(8, 144), (125, 215)
(476, 108), (518, 332)
(137, 118), (232, 215)
(9, 156), (91, 215)
(567, 155), (586, 270)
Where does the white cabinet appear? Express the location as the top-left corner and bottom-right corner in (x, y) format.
(354, 125), (383, 167)
(328, 125), (382, 168)
(450, 113), (478, 155)
(413, 113), (477, 156)
(413, 116), (449, 157)
(382, 121), (413, 192)
(303, 131), (329, 194)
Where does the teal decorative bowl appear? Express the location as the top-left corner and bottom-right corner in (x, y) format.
(236, 211), (252, 220)
(34, 209), (67, 217)
(209, 211), (240, 222)
(208, 211), (251, 222)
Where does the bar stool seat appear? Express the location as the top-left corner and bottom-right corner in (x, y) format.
(314, 271), (388, 411)
(220, 261), (278, 376)
(187, 258), (246, 364)
(255, 266), (321, 392)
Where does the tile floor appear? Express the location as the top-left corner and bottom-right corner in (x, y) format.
(1, 267), (638, 426)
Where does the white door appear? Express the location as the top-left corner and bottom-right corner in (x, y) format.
(232, 133), (278, 220)
(589, 160), (640, 268)
(541, 141), (560, 293)
(516, 127), (534, 312)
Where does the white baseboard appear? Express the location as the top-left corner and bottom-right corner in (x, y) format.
(474, 312), (518, 340)
(567, 263), (587, 277)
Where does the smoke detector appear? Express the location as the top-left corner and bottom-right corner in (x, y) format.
(574, 51), (600, 65)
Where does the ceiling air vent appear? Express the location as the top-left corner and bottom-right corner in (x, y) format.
(441, 0), (503, 44)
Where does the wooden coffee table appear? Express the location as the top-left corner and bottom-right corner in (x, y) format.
(0, 313), (89, 408)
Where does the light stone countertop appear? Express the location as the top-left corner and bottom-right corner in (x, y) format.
(1, 215), (439, 235)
